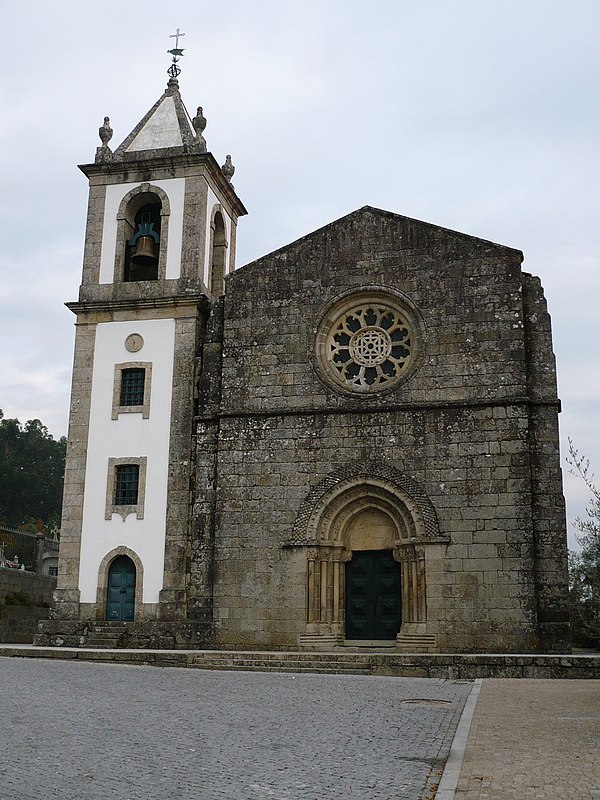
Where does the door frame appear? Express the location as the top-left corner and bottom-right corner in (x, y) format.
(95, 546), (144, 621)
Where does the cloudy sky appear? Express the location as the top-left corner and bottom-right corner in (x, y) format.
(0, 1), (598, 547)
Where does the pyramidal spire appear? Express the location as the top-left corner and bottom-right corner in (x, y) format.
(95, 29), (208, 163)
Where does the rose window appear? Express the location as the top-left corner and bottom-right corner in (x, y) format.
(318, 296), (417, 393)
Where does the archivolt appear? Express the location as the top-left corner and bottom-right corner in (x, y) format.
(290, 460), (441, 546)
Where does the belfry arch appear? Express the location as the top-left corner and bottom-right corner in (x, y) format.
(209, 206), (228, 296)
(113, 183), (172, 283)
(292, 462), (449, 650)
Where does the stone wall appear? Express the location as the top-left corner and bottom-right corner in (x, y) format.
(195, 207), (570, 653)
(0, 568), (56, 643)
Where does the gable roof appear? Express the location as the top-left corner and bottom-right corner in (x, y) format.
(238, 205), (523, 275)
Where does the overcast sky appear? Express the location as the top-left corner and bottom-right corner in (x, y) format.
(0, 1), (598, 548)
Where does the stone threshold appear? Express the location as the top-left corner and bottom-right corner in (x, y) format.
(0, 645), (599, 679)
(343, 639), (397, 648)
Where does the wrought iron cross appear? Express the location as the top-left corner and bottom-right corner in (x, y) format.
(169, 28), (185, 51)
(167, 28), (186, 79)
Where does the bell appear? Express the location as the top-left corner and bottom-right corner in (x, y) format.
(130, 236), (158, 267)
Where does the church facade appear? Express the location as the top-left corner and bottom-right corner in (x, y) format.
(39, 77), (571, 653)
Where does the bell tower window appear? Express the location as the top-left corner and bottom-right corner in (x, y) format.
(210, 210), (227, 296)
(124, 199), (162, 282)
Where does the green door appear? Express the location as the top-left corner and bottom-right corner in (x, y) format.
(106, 555), (136, 622)
(345, 550), (401, 640)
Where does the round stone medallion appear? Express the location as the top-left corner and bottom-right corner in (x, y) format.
(125, 333), (144, 353)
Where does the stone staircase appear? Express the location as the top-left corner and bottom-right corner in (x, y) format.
(2, 644), (599, 678)
(396, 632), (437, 653)
(85, 624), (127, 649)
(186, 650), (373, 675)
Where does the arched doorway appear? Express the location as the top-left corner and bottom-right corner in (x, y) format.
(293, 463), (448, 650)
(344, 508), (401, 640)
(106, 555), (136, 621)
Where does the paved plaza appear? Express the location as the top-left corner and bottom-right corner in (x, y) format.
(454, 678), (600, 800)
(0, 658), (471, 800)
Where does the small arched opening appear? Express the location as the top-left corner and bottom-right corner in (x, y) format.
(209, 210), (227, 296)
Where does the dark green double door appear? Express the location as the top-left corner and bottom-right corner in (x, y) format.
(345, 550), (401, 640)
(106, 555), (135, 621)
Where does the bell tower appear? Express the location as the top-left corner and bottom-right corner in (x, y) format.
(52, 48), (246, 631)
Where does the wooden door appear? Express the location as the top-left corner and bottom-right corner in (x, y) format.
(345, 550), (401, 639)
(106, 555), (136, 622)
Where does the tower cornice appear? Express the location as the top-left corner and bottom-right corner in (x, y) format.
(78, 152), (247, 217)
(66, 293), (210, 320)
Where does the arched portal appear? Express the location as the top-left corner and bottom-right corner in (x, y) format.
(106, 555), (136, 621)
(293, 462), (447, 650)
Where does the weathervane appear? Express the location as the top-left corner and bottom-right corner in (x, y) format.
(167, 28), (186, 79)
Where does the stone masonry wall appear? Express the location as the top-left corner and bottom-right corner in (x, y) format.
(195, 207), (570, 652)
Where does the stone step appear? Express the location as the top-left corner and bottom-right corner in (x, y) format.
(188, 655), (372, 674)
(85, 626), (127, 649)
(396, 634), (437, 653)
(191, 650), (372, 663)
(194, 663), (371, 674)
(195, 656), (368, 667)
(87, 641), (123, 649)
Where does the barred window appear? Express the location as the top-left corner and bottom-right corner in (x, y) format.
(112, 362), (152, 419)
(120, 368), (145, 407)
(115, 464), (140, 506)
(105, 457), (147, 520)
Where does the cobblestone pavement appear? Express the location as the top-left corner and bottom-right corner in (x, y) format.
(0, 659), (471, 800)
(455, 678), (600, 800)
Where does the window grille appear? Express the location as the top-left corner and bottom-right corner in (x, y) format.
(120, 368), (145, 407)
(115, 464), (140, 506)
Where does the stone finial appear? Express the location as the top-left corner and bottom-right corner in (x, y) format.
(221, 154), (235, 183)
(95, 116), (114, 163)
(99, 116), (113, 147)
(193, 106), (207, 135)
(192, 106), (207, 152)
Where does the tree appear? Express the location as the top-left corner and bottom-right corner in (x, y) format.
(0, 410), (66, 533)
(567, 439), (600, 647)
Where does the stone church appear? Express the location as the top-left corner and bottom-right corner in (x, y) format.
(38, 74), (571, 653)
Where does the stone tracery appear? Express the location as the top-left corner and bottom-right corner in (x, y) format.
(314, 288), (424, 395)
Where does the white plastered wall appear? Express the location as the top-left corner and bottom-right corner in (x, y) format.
(99, 178), (185, 283)
(203, 187), (232, 288)
(78, 318), (175, 604)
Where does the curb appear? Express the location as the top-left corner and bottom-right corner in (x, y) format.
(435, 678), (483, 799)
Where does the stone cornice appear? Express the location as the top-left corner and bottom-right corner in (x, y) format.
(78, 152), (247, 218)
(66, 293), (209, 318)
(196, 395), (561, 423)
